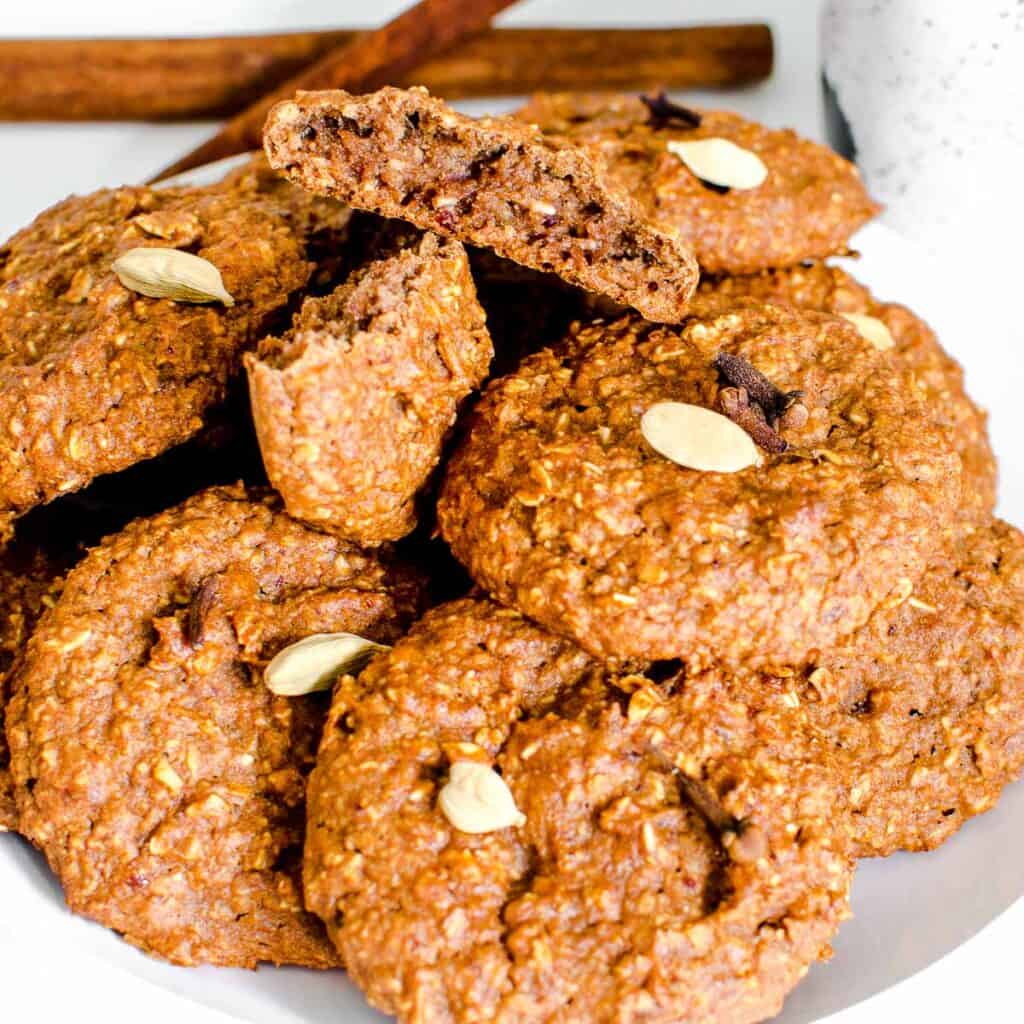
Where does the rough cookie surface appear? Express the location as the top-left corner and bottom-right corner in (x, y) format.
(693, 519), (1024, 858)
(516, 92), (880, 274)
(7, 485), (424, 967)
(305, 598), (852, 1024)
(693, 263), (995, 515)
(439, 304), (963, 667)
(263, 87), (699, 323)
(0, 544), (61, 831)
(0, 163), (347, 540)
(247, 228), (492, 545)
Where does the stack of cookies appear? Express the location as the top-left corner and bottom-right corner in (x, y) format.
(1, 85), (1020, 1024)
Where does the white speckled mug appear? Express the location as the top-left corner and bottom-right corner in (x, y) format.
(822, 0), (1024, 264)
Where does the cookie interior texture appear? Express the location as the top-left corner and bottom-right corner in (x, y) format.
(305, 598), (852, 1024)
(247, 225), (493, 545)
(263, 87), (699, 323)
(515, 92), (880, 275)
(6, 485), (424, 967)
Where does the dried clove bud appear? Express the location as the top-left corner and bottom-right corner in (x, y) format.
(713, 352), (802, 422)
(717, 386), (789, 454)
(640, 91), (702, 130)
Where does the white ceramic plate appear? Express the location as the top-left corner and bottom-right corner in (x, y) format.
(1, 182), (1021, 1023)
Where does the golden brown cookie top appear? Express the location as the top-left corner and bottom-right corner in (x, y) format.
(0, 164), (347, 539)
(807, 518), (1024, 855)
(439, 302), (963, 668)
(6, 484), (425, 968)
(516, 92), (880, 274)
(305, 597), (852, 1024)
(693, 263), (995, 515)
(676, 519), (1024, 857)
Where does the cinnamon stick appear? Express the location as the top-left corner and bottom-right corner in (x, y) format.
(151, 0), (519, 182)
(419, 24), (773, 97)
(0, 25), (773, 122)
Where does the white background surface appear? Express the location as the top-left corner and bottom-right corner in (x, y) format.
(2, 2), (1022, 1023)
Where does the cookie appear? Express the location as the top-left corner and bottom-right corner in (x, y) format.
(693, 263), (996, 515)
(693, 519), (1024, 858)
(305, 598), (852, 1024)
(0, 544), (61, 831)
(6, 485), (424, 967)
(0, 165), (347, 541)
(14, 386), (268, 561)
(220, 153), (352, 242)
(220, 154), (355, 290)
(438, 304), (963, 668)
(246, 227), (492, 545)
(515, 92), (880, 274)
(263, 87), (700, 323)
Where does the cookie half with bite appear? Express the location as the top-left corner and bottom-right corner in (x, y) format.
(246, 226), (492, 545)
(263, 86), (699, 323)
